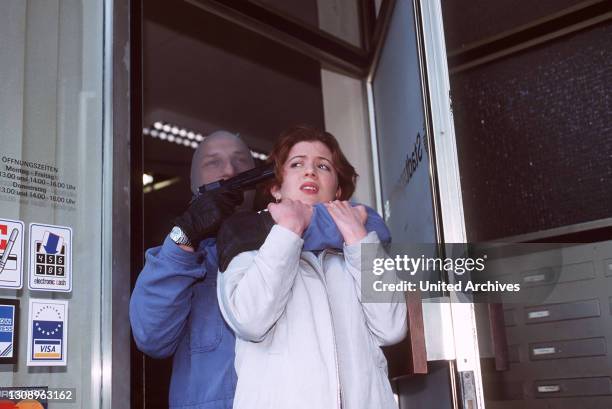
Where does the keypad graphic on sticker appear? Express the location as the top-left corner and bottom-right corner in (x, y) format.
(34, 241), (66, 277)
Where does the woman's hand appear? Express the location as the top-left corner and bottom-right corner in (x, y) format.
(268, 198), (313, 236)
(324, 201), (367, 245)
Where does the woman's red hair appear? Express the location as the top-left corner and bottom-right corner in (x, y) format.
(266, 125), (357, 200)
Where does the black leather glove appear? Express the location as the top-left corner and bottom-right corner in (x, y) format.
(217, 210), (275, 272)
(172, 187), (244, 248)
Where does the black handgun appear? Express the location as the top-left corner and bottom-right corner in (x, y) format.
(198, 163), (275, 194)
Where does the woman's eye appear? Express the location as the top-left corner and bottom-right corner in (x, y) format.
(289, 162), (302, 168)
(318, 163), (330, 171)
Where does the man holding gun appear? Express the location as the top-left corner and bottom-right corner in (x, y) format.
(129, 130), (255, 409)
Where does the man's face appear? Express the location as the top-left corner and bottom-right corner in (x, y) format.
(195, 136), (255, 186)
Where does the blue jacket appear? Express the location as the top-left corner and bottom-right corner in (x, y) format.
(129, 204), (390, 409)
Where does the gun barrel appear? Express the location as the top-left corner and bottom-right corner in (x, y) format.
(199, 164), (274, 194)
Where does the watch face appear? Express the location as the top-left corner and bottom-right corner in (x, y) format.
(170, 226), (185, 243)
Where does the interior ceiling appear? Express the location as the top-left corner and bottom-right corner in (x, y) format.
(143, 0), (325, 178)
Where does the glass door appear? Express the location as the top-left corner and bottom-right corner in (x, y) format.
(367, 0), (484, 408)
(131, 0), (486, 408)
(0, 0), (125, 408)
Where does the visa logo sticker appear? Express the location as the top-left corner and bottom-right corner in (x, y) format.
(33, 328), (62, 360)
(27, 299), (68, 366)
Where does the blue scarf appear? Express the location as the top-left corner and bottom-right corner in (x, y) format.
(302, 203), (391, 251)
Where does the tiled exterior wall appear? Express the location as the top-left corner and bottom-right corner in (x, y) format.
(449, 23), (612, 240)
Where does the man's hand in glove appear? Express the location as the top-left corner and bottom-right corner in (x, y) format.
(216, 210), (275, 272)
(172, 187), (244, 250)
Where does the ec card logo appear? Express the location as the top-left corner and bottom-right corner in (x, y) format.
(27, 299), (68, 366)
(0, 386), (48, 408)
(0, 218), (25, 289)
(28, 223), (72, 292)
(0, 299), (19, 364)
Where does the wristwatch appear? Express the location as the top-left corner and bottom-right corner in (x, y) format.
(169, 226), (192, 246)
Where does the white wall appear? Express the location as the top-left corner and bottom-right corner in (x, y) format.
(320, 70), (376, 207)
(317, 0), (376, 207)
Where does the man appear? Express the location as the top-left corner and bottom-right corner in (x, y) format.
(129, 130), (255, 409)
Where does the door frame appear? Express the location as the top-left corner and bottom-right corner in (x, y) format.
(128, 0), (482, 408)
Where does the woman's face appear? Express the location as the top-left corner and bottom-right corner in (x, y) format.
(272, 141), (340, 205)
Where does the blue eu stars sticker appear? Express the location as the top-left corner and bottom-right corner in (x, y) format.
(27, 299), (68, 366)
(33, 320), (63, 360)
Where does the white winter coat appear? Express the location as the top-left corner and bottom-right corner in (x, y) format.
(217, 225), (407, 409)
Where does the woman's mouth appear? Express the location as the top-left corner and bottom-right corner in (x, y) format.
(300, 182), (319, 194)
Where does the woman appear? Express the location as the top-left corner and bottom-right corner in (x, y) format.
(217, 126), (407, 409)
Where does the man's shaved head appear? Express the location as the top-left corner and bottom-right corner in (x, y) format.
(190, 130), (255, 194)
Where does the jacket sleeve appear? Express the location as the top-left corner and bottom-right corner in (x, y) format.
(343, 231), (408, 346)
(129, 237), (207, 358)
(217, 225), (303, 342)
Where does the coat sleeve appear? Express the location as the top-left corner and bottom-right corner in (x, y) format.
(217, 225), (303, 342)
(129, 237), (207, 358)
(343, 231), (408, 346)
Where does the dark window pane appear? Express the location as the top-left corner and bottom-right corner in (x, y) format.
(451, 23), (612, 240)
(442, 0), (587, 51)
